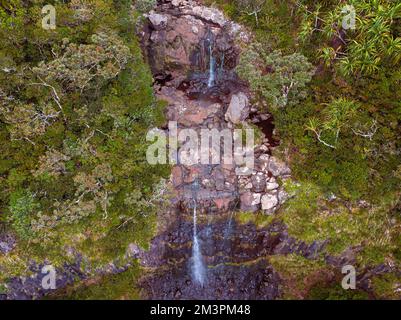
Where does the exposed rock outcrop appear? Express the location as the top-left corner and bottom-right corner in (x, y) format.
(144, 1), (249, 81)
(225, 92), (249, 124)
(139, 0), (296, 300)
(261, 194), (279, 212)
(138, 219), (326, 300)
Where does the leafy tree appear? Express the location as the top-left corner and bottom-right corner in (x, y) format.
(33, 149), (70, 178)
(8, 191), (39, 240)
(237, 43), (315, 110)
(1, 102), (59, 144)
(33, 31), (131, 93)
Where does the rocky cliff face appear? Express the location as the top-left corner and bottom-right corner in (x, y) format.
(137, 0), (324, 300)
(142, 0), (291, 216)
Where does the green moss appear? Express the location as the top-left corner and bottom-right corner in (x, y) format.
(308, 283), (369, 300)
(49, 263), (142, 300)
(235, 211), (275, 229)
(279, 181), (399, 265)
(8, 190), (39, 240)
(371, 273), (401, 300)
(269, 254), (328, 299)
(206, 0), (297, 51)
(0, 283), (7, 295)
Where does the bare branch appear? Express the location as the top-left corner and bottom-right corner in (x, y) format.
(352, 120), (378, 140)
(29, 77), (65, 121)
(310, 128), (337, 149)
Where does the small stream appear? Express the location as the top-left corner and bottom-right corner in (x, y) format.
(207, 35), (216, 88)
(192, 201), (206, 285)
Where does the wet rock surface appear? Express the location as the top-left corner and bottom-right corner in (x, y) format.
(144, 0), (291, 218)
(138, 219), (326, 300)
(141, 260), (281, 300)
(139, 0), (304, 300)
(2, 261), (85, 300)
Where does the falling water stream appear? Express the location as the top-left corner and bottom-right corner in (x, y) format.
(207, 38), (215, 88)
(189, 29), (220, 282)
(191, 180), (206, 285)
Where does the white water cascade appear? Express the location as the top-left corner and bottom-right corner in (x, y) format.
(207, 40), (215, 88)
(192, 201), (206, 285)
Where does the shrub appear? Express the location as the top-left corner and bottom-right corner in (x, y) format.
(134, 0), (156, 13)
(8, 191), (39, 240)
(237, 43), (315, 111)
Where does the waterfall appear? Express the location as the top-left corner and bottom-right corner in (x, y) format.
(207, 39), (215, 88)
(192, 201), (206, 285)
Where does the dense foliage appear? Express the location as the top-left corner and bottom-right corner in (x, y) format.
(0, 0), (169, 290)
(209, 0), (401, 299)
(1, 0), (399, 300)
(236, 44), (315, 110)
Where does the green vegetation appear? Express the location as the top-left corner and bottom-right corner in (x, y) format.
(0, 0), (169, 292)
(269, 254), (330, 299)
(1, 0), (400, 300)
(371, 273), (401, 300)
(212, 0), (401, 201)
(8, 191), (39, 240)
(308, 282), (369, 300)
(210, 0), (401, 299)
(280, 180), (398, 265)
(236, 45), (315, 110)
(235, 211), (276, 228)
(49, 263), (142, 300)
(297, 1), (401, 76)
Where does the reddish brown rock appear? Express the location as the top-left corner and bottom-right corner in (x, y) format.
(171, 166), (183, 187)
(183, 166), (201, 183)
(240, 192), (260, 212)
(214, 198), (231, 211)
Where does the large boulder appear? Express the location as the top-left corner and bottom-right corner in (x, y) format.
(225, 92), (249, 124)
(190, 6), (226, 27)
(268, 156), (291, 177)
(266, 181), (279, 191)
(171, 166), (183, 187)
(144, 2), (250, 81)
(251, 172), (267, 193)
(240, 192), (261, 212)
(148, 11), (168, 30)
(261, 194), (278, 211)
(158, 87), (220, 126)
(146, 14), (206, 77)
(255, 154), (270, 172)
(171, 0), (187, 7)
